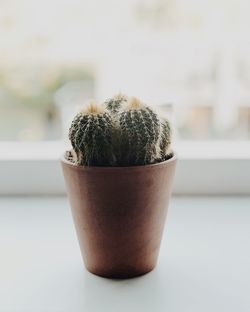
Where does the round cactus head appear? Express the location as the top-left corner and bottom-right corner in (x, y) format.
(118, 97), (161, 165)
(68, 100), (115, 166)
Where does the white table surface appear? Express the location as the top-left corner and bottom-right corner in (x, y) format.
(0, 196), (249, 312)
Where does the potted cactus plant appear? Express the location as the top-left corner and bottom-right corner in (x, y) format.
(61, 94), (177, 278)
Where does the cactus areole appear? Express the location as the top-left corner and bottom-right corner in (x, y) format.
(61, 93), (177, 279)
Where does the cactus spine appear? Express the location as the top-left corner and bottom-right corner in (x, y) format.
(68, 101), (115, 166)
(118, 97), (161, 165)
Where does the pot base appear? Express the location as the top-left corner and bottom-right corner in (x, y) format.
(86, 265), (155, 279)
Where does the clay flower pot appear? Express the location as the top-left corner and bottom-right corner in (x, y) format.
(61, 154), (177, 279)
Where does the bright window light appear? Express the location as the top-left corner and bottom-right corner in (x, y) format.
(1, 0), (250, 141)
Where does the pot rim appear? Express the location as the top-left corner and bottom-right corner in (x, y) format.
(61, 151), (177, 171)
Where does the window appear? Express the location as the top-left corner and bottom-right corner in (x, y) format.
(0, 0), (249, 195)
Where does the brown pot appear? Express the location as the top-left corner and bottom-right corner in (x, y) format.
(61, 154), (177, 279)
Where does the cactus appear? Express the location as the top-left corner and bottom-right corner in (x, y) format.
(118, 97), (161, 165)
(68, 101), (115, 166)
(67, 94), (172, 167)
(159, 118), (172, 160)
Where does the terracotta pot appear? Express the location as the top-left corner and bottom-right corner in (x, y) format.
(61, 154), (177, 279)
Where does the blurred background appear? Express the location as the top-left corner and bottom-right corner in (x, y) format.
(1, 0), (250, 142)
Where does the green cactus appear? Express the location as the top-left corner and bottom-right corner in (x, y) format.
(159, 118), (172, 160)
(118, 97), (161, 165)
(67, 95), (172, 167)
(68, 101), (115, 166)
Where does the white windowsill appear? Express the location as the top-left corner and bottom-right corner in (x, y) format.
(1, 196), (249, 312)
(1, 141), (250, 160)
(0, 141), (249, 195)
